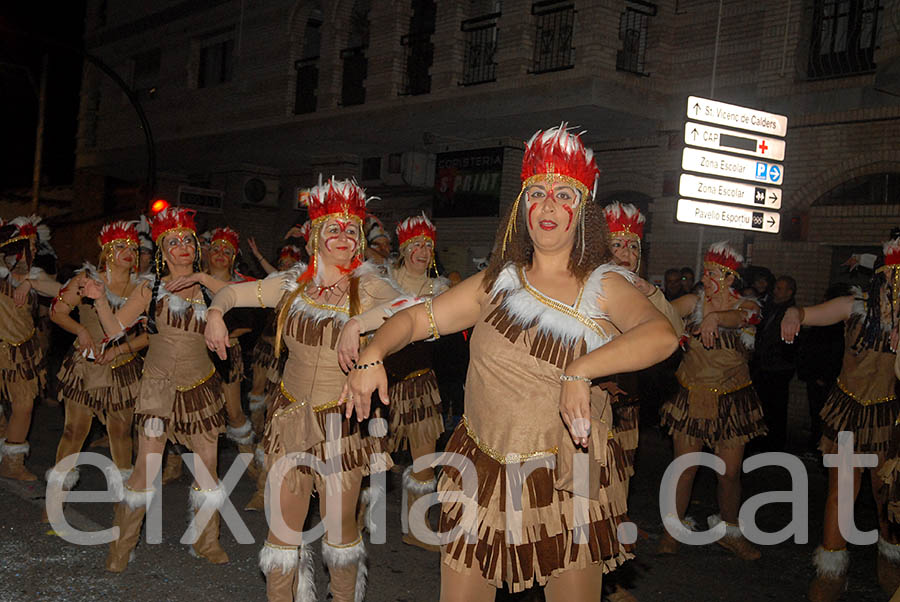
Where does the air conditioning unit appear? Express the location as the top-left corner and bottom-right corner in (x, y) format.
(401, 152), (435, 188)
(241, 175), (279, 208)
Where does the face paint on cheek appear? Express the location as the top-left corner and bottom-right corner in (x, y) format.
(528, 203), (538, 230)
(562, 204), (574, 231)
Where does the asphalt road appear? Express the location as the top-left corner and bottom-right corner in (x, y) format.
(0, 400), (894, 601)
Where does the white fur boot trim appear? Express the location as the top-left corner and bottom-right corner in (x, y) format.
(402, 465), (437, 496)
(812, 545), (849, 577)
(45, 466), (80, 491)
(359, 481), (385, 541)
(1, 441), (30, 457)
(248, 393), (267, 412)
(297, 543), (317, 602)
(879, 535), (900, 562)
(322, 535), (367, 602)
(226, 420), (254, 445)
(707, 513), (743, 538)
(662, 513), (697, 539)
(101, 465), (132, 501)
(254, 446), (266, 468)
(122, 485), (156, 510)
(185, 483), (226, 544)
(258, 541), (298, 574)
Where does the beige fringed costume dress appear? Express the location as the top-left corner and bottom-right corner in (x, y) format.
(0, 266), (45, 410)
(57, 265), (143, 422)
(384, 265), (449, 452)
(438, 263), (635, 592)
(210, 261), (409, 494)
(819, 291), (900, 461)
(136, 280), (225, 445)
(660, 292), (767, 447)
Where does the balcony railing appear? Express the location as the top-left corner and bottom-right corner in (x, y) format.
(807, 0), (881, 80)
(461, 12), (500, 85)
(616, 0), (656, 75)
(531, 0), (575, 74)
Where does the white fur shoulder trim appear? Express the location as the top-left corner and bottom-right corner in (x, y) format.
(850, 285), (866, 318)
(280, 261), (349, 326)
(491, 262), (626, 352)
(143, 274), (207, 321)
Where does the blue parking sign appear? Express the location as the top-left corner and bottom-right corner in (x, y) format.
(768, 164), (782, 184)
(755, 162), (767, 180)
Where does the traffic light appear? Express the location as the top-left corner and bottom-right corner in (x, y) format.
(149, 199), (169, 216)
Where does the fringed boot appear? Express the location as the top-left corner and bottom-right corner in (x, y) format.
(186, 483), (229, 564)
(106, 486), (155, 572)
(708, 514), (761, 560)
(41, 466), (80, 523)
(322, 534), (367, 602)
(656, 514), (696, 556)
(0, 440), (37, 481)
(245, 446), (267, 511)
(227, 420), (258, 479)
(400, 466), (439, 552)
(808, 546), (849, 602)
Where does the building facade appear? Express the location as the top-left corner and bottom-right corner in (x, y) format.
(74, 0), (900, 302)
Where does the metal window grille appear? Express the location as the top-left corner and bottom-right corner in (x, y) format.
(400, 0), (436, 95)
(616, 1), (656, 75)
(294, 57), (319, 114)
(461, 12), (500, 85)
(807, 0), (882, 79)
(531, 0), (575, 74)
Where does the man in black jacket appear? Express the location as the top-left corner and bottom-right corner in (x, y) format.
(751, 275), (797, 452)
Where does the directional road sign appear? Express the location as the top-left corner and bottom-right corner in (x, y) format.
(676, 198), (780, 234)
(679, 174), (781, 210)
(684, 121), (785, 161)
(686, 96), (788, 137)
(682, 147), (784, 185)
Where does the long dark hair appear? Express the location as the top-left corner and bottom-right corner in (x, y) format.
(481, 197), (612, 292)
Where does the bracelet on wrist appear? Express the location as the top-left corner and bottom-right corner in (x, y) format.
(353, 359), (383, 370)
(560, 374), (592, 384)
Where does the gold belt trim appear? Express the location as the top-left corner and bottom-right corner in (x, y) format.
(1, 328), (36, 348)
(676, 374), (752, 396)
(462, 414), (557, 464)
(837, 378), (897, 406)
(279, 380), (339, 413)
(111, 352), (138, 369)
(402, 368), (431, 381)
(176, 367), (215, 392)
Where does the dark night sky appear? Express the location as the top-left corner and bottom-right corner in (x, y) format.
(1, 1), (87, 188)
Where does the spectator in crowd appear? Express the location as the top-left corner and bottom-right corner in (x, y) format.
(751, 275), (798, 452)
(664, 267), (684, 300)
(796, 282), (849, 456)
(681, 266), (696, 293)
(750, 267), (775, 306)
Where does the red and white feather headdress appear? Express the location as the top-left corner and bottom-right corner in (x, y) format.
(704, 241), (743, 276)
(150, 207), (197, 244)
(98, 220), (139, 249)
(397, 213), (436, 247)
(278, 245), (304, 264)
(296, 221), (311, 243)
(603, 202), (645, 241)
(7, 215), (50, 246)
(883, 237), (900, 268)
(210, 226), (240, 252)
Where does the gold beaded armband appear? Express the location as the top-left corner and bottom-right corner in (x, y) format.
(425, 297), (440, 340)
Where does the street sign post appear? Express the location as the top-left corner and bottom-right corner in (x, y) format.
(686, 96), (788, 137)
(676, 198), (780, 234)
(684, 121), (785, 161)
(679, 174), (781, 210)
(682, 148), (784, 185)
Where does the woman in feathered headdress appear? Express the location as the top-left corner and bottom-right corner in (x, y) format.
(344, 124), (678, 599)
(0, 215), (60, 481)
(782, 232), (900, 599)
(339, 211), (450, 552)
(82, 206), (233, 572)
(205, 176), (410, 602)
(45, 220), (149, 519)
(658, 242), (765, 560)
